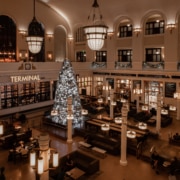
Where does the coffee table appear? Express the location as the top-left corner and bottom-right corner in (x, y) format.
(66, 167), (85, 180)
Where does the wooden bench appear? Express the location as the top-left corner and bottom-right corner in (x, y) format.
(92, 146), (107, 158)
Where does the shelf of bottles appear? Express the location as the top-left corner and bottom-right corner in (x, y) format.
(144, 81), (163, 109)
(115, 79), (131, 101)
(0, 81), (51, 109)
(77, 76), (92, 96)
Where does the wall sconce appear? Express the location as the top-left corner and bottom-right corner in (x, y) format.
(47, 51), (53, 61)
(107, 31), (114, 39)
(68, 37), (74, 44)
(166, 24), (175, 34)
(46, 34), (53, 41)
(133, 28), (141, 37)
(19, 30), (27, 38)
(19, 50), (28, 61)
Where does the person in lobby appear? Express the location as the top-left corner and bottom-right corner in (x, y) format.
(151, 150), (162, 174)
(169, 157), (179, 176)
(65, 155), (75, 171)
(56, 167), (66, 180)
(0, 167), (6, 180)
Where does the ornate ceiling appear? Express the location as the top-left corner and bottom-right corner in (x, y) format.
(38, 0), (180, 31)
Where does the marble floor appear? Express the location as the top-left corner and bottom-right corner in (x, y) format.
(0, 113), (180, 180)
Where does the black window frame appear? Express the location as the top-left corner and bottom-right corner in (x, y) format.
(95, 51), (107, 62)
(145, 48), (162, 62)
(145, 20), (164, 35)
(118, 24), (132, 38)
(117, 49), (132, 62)
(76, 51), (86, 62)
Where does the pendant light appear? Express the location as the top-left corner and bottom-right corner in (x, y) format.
(26, 0), (43, 54)
(84, 0), (108, 51)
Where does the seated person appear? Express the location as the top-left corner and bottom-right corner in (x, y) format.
(169, 157), (179, 175)
(56, 167), (66, 180)
(151, 150), (164, 174)
(65, 155), (75, 171)
(173, 133), (180, 140)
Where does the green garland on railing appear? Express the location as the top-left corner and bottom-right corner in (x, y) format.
(91, 61), (107, 69)
(142, 61), (164, 69)
(115, 61), (132, 69)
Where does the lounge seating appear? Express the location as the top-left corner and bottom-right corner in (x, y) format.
(86, 133), (120, 155)
(50, 150), (100, 179)
(147, 115), (172, 127)
(169, 133), (180, 146)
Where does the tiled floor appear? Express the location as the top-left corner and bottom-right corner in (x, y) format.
(0, 112), (180, 180)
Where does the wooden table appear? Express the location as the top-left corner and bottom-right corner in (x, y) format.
(78, 141), (92, 151)
(92, 146), (107, 158)
(66, 167), (85, 180)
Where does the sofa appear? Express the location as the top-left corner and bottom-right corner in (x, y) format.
(64, 150), (100, 175)
(86, 133), (120, 155)
(50, 150), (100, 179)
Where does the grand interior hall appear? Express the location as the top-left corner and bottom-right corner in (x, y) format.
(1, 0), (180, 180)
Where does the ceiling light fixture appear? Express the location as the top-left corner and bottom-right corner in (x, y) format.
(83, 0), (108, 51)
(26, 0), (43, 54)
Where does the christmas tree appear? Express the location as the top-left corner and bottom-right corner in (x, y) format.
(51, 59), (82, 126)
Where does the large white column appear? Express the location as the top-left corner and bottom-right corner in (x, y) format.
(176, 99), (180, 120)
(67, 97), (73, 143)
(120, 105), (128, 166)
(67, 118), (73, 143)
(38, 133), (50, 180)
(110, 89), (114, 119)
(156, 94), (161, 133)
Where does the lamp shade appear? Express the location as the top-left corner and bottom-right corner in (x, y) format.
(83, 0), (108, 51)
(0, 124), (3, 135)
(138, 122), (147, 130)
(26, 36), (43, 54)
(30, 151), (36, 167)
(101, 123), (110, 131)
(52, 152), (59, 168)
(114, 117), (122, 124)
(67, 114), (74, 120)
(84, 25), (108, 50)
(51, 110), (59, 116)
(81, 109), (88, 115)
(26, 0), (44, 54)
(98, 98), (103, 103)
(37, 157), (44, 175)
(127, 130), (136, 138)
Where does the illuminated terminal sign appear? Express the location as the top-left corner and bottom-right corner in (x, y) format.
(10, 75), (40, 83)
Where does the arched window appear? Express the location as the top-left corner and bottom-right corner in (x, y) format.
(118, 20), (133, 38)
(54, 26), (67, 62)
(145, 14), (164, 35)
(75, 27), (85, 43)
(0, 15), (16, 62)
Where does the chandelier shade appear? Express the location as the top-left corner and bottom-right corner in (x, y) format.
(26, 36), (43, 54)
(26, 0), (43, 54)
(84, 25), (108, 51)
(84, 0), (108, 51)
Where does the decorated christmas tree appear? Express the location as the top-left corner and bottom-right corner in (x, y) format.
(51, 59), (82, 126)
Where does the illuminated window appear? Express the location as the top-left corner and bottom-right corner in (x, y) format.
(145, 48), (162, 62)
(118, 49), (132, 62)
(118, 24), (132, 38)
(145, 20), (164, 35)
(96, 51), (107, 62)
